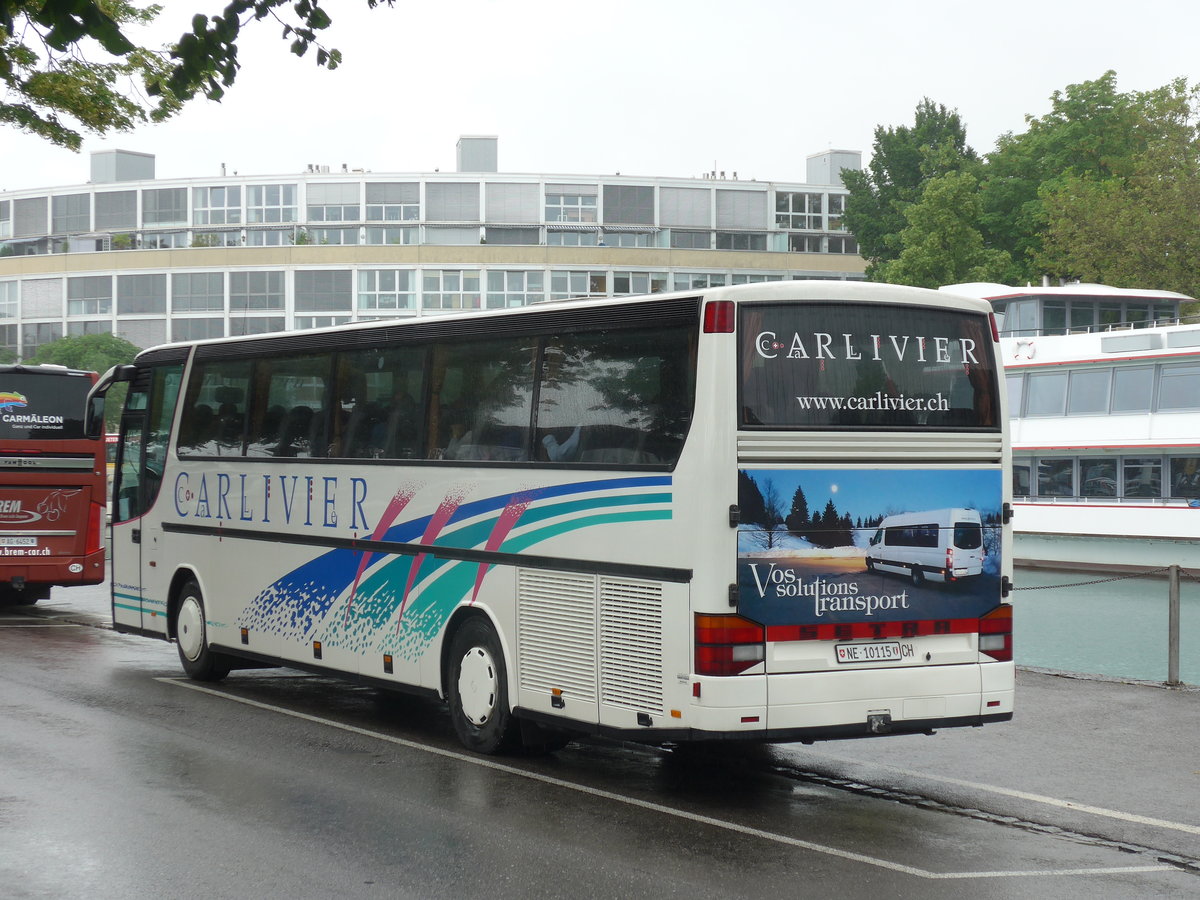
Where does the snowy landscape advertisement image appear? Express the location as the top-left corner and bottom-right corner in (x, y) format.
(737, 467), (1003, 626)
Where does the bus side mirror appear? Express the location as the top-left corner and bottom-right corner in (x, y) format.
(85, 364), (138, 440)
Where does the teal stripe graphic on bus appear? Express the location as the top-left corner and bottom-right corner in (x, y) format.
(235, 476), (672, 658)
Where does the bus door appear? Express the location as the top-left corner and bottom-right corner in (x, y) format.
(111, 365), (182, 634)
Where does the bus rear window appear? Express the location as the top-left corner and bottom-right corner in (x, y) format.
(739, 302), (999, 429)
(0, 371), (91, 440)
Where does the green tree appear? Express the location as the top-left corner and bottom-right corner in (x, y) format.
(876, 170), (1012, 288)
(980, 71), (1191, 279)
(842, 99), (977, 279)
(30, 333), (140, 430)
(29, 332), (140, 372)
(2, 1), (391, 150)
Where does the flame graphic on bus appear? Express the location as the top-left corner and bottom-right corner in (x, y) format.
(0, 392), (28, 410)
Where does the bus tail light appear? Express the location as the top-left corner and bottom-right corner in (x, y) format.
(703, 300), (735, 333)
(978, 605), (1012, 662)
(86, 501), (105, 555)
(695, 613), (764, 675)
(989, 312), (1000, 343)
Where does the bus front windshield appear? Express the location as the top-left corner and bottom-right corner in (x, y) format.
(739, 302), (999, 430)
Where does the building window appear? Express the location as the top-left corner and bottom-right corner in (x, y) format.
(486, 270), (543, 308)
(549, 270), (606, 301)
(612, 272), (667, 295)
(365, 182), (419, 221)
(601, 230), (652, 247)
(731, 273), (783, 285)
(426, 183), (480, 222)
(230, 271), (284, 311)
(173, 318), (225, 342)
(22, 322), (62, 354)
(827, 236), (858, 254)
(545, 191), (597, 223)
(246, 229), (291, 246)
(229, 316), (285, 336)
(0, 200), (10, 239)
(788, 234), (823, 253)
(0, 281), (17, 318)
(547, 230), (597, 247)
(51, 193), (90, 234)
(67, 276), (112, 316)
(602, 185), (654, 225)
(422, 270), (480, 310)
(365, 226), (416, 245)
(172, 273), (224, 312)
(306, 182), (360, 222)
(306, 226), (358, 245)
(294, 315), (351, 330)
(67, 320), (112, 336)
(715, 232), (766, 251)
(484, 227), (539, 245)
(118, 274), (167, 315)
(246, 184), (297, 223)
(0, 324), (16, 356)
(827, 194), (846, 231)
(776, 191), (823, 230)
(358, 270), (415, 312)
(143, 188), (188, 226)
(94, 191), (136, 230)
(193, 186), (242, 225)
(670, 230), (711, 250)
(424, 226), (480, 245)
(672, 272), (726, 291)
(295, 270), (352, 312)
(191, 231), (241, 248)
(143, 231), (188, 249)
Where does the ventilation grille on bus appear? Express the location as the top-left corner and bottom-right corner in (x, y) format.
(599, 578), (664, 716)
(516, 570), (665, 715)
(518, 570), (598, 704)
(738, 431), (1004, 464)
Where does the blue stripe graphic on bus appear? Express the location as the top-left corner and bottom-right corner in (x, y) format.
(234, 476), (672, 657)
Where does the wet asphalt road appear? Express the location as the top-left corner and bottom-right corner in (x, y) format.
(1, 583), (1197, 899)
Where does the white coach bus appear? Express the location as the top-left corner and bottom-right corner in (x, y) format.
(87, 281), (1013, 753)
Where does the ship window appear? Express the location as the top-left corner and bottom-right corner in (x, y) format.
(1067, 369), (1111, 415)
(1111, 367), (1153, 413)
(1036, 457), (1074, 497)
(1122, 457), (1162, 498)
(1157, 364), (1200, 411)
(1025, 372), (1067, 417)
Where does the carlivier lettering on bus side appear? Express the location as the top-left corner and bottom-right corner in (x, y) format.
(755, 331), (979, 365)
(173, 471), (369, 531)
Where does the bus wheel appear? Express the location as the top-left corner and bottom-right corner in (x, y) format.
(447, 617), (520, 754)
(911, 567), (925, 586)
(174, 580), (231, 682)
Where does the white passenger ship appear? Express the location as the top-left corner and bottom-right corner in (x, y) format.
(944, 282), (1200, 571)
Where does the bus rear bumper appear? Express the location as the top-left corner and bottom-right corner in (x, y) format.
(686, 661), (1014, 739)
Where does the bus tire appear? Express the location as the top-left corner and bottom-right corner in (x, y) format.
(174, 580), (231, 682)
(911, 567), (925, 587)
(447, 616), (520, 754)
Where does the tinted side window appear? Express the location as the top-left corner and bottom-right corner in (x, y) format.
(428, 338), (535, 461)
(537, 326), (696, 465)
(244, 353), (332, 458)
(178, 359), (251, 455)
(329, 346), (425, 459)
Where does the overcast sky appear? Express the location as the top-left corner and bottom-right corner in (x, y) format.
(3, 0), (1198, 191)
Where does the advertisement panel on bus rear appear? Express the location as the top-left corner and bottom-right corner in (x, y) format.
(737, 467), (1002, 626)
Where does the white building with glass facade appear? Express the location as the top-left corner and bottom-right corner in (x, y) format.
(0, 138), (865, 357)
